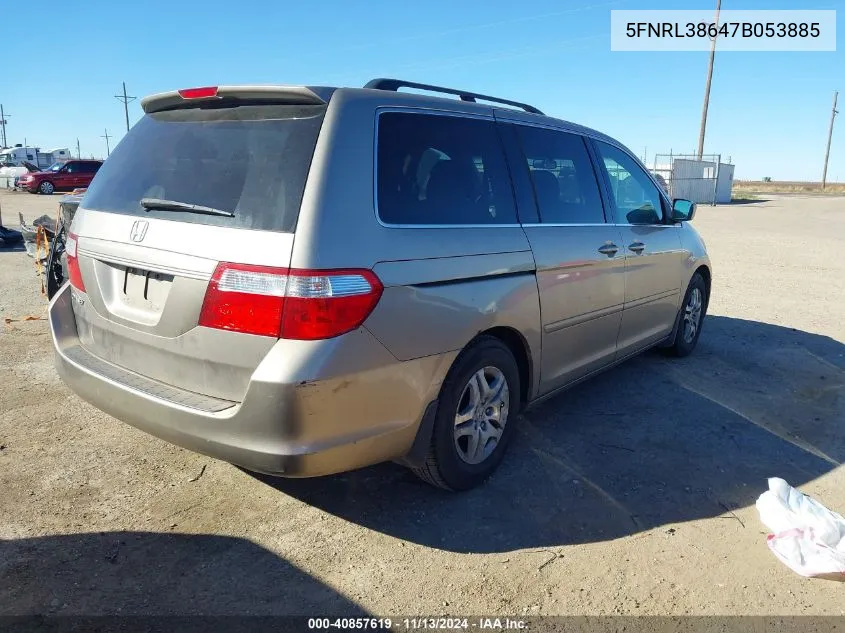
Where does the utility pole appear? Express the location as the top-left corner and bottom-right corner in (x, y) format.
(76, 138), (81, 159)
(0, 104), (9, 148)
(822, 91), (838, 190)
(101, 129), (112, 157)
(114, 82), (136, 133)
(697, 0), (722, 159)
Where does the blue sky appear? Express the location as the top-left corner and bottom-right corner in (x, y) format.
(2, 0), (842, 180)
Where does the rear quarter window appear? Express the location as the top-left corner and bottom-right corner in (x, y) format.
(514, 126), (606, 225)
(376, 112), (517, 226)
(82, 104), (326, 232)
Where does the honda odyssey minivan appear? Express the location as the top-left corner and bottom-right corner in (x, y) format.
(49, 79), (711, 490)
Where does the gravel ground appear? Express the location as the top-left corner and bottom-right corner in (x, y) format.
(1, 190), (843, 618)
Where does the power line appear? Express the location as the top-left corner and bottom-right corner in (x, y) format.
(822, 91), (838, 189)
(0, 104), (9, 148)
(114, 81), (136, 133)
(697, 0), (721, 160)
(101, 129), (112, 157)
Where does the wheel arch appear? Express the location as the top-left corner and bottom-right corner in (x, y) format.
(472, 326), (534, 410)
(662, 263), (711, 349)
(396, 326), (533, 473)
(693, 264), (712, 307)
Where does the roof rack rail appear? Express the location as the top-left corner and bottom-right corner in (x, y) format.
(364, 78), (544, 115)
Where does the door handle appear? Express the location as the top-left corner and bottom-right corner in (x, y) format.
(597, 243), (619, 257)
(628, 241), (646, 254)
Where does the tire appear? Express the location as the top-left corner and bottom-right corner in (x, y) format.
(666, 273), (708, 357)
(413, 336), (521, 491)
(38, 181), (55, 195)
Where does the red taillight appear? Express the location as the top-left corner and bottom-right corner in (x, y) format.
(177, 86), (219, 100)
(281, 269), (384, 340)
(198, 263), (383, 340)
(65, 232), (86, 292)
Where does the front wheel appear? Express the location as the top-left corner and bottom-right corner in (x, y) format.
(413, 336), (521, 491)
(666, 273), (708, 357)
(38, 181), (55, 195)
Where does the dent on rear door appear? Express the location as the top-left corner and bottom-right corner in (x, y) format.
(366, 248), (541, 362)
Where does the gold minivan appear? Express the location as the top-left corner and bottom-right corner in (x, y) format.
(49, 79), (711, 490)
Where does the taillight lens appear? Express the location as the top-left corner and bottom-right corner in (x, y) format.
(65, 232), (86, 292)
(198, 263), (383, 340)
(281, 269), (384, 340)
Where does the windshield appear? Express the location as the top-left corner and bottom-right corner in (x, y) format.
(47, 162), (65, 172)
(82, 104), (326, 232)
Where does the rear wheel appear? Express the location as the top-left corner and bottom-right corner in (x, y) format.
(666, 273), (707, 357)
(413, 337), (520, 491)
(38, 181), (55, 195)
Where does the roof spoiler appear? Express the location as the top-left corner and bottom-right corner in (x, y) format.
(364, 78), (543, 115)
(141, 85), (332, 114)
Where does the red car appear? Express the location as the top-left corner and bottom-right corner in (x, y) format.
(18, 160), (103, 195)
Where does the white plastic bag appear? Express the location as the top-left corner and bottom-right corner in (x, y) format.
(756, 477), (845, 578)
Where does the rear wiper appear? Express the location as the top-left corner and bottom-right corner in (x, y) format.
(140, 198), (234, 217)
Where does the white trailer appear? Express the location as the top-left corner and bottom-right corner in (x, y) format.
(0, 145), (71, 170)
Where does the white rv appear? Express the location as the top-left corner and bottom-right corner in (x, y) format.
(0, 146), (72, 188)
(0, 145), (72, 170)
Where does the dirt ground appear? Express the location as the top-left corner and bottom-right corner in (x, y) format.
(1, 189), (843, 618)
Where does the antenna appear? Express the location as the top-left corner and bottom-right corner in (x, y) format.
(114, 82), (137, 133)
(0, 104), (9, 147)
(101, 129), (112, 157)
(822, 91), (839, 190)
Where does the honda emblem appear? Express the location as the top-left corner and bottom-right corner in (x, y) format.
(130, 220), (149, 243)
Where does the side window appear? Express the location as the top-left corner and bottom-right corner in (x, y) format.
(594, 141), (663, 225)
(65, 162), (80, 173)
(83, 162), (99, 173)
(376, 112), (516, 225)
(515, 126), (605, 224)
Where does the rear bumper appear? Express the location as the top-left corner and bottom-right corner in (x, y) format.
(49, 283), (455, 477)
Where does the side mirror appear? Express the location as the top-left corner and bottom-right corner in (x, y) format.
(672, 198), (696, 222)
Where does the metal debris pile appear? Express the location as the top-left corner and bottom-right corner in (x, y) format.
(19, 212), (59, 296)
(1, 194), (84, 298)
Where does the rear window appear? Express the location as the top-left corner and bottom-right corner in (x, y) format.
(376, 112), (517, 226)
(82, 104), (326, 232)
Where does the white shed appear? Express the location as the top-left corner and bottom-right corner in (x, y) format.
(670, 158), (735, 204)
